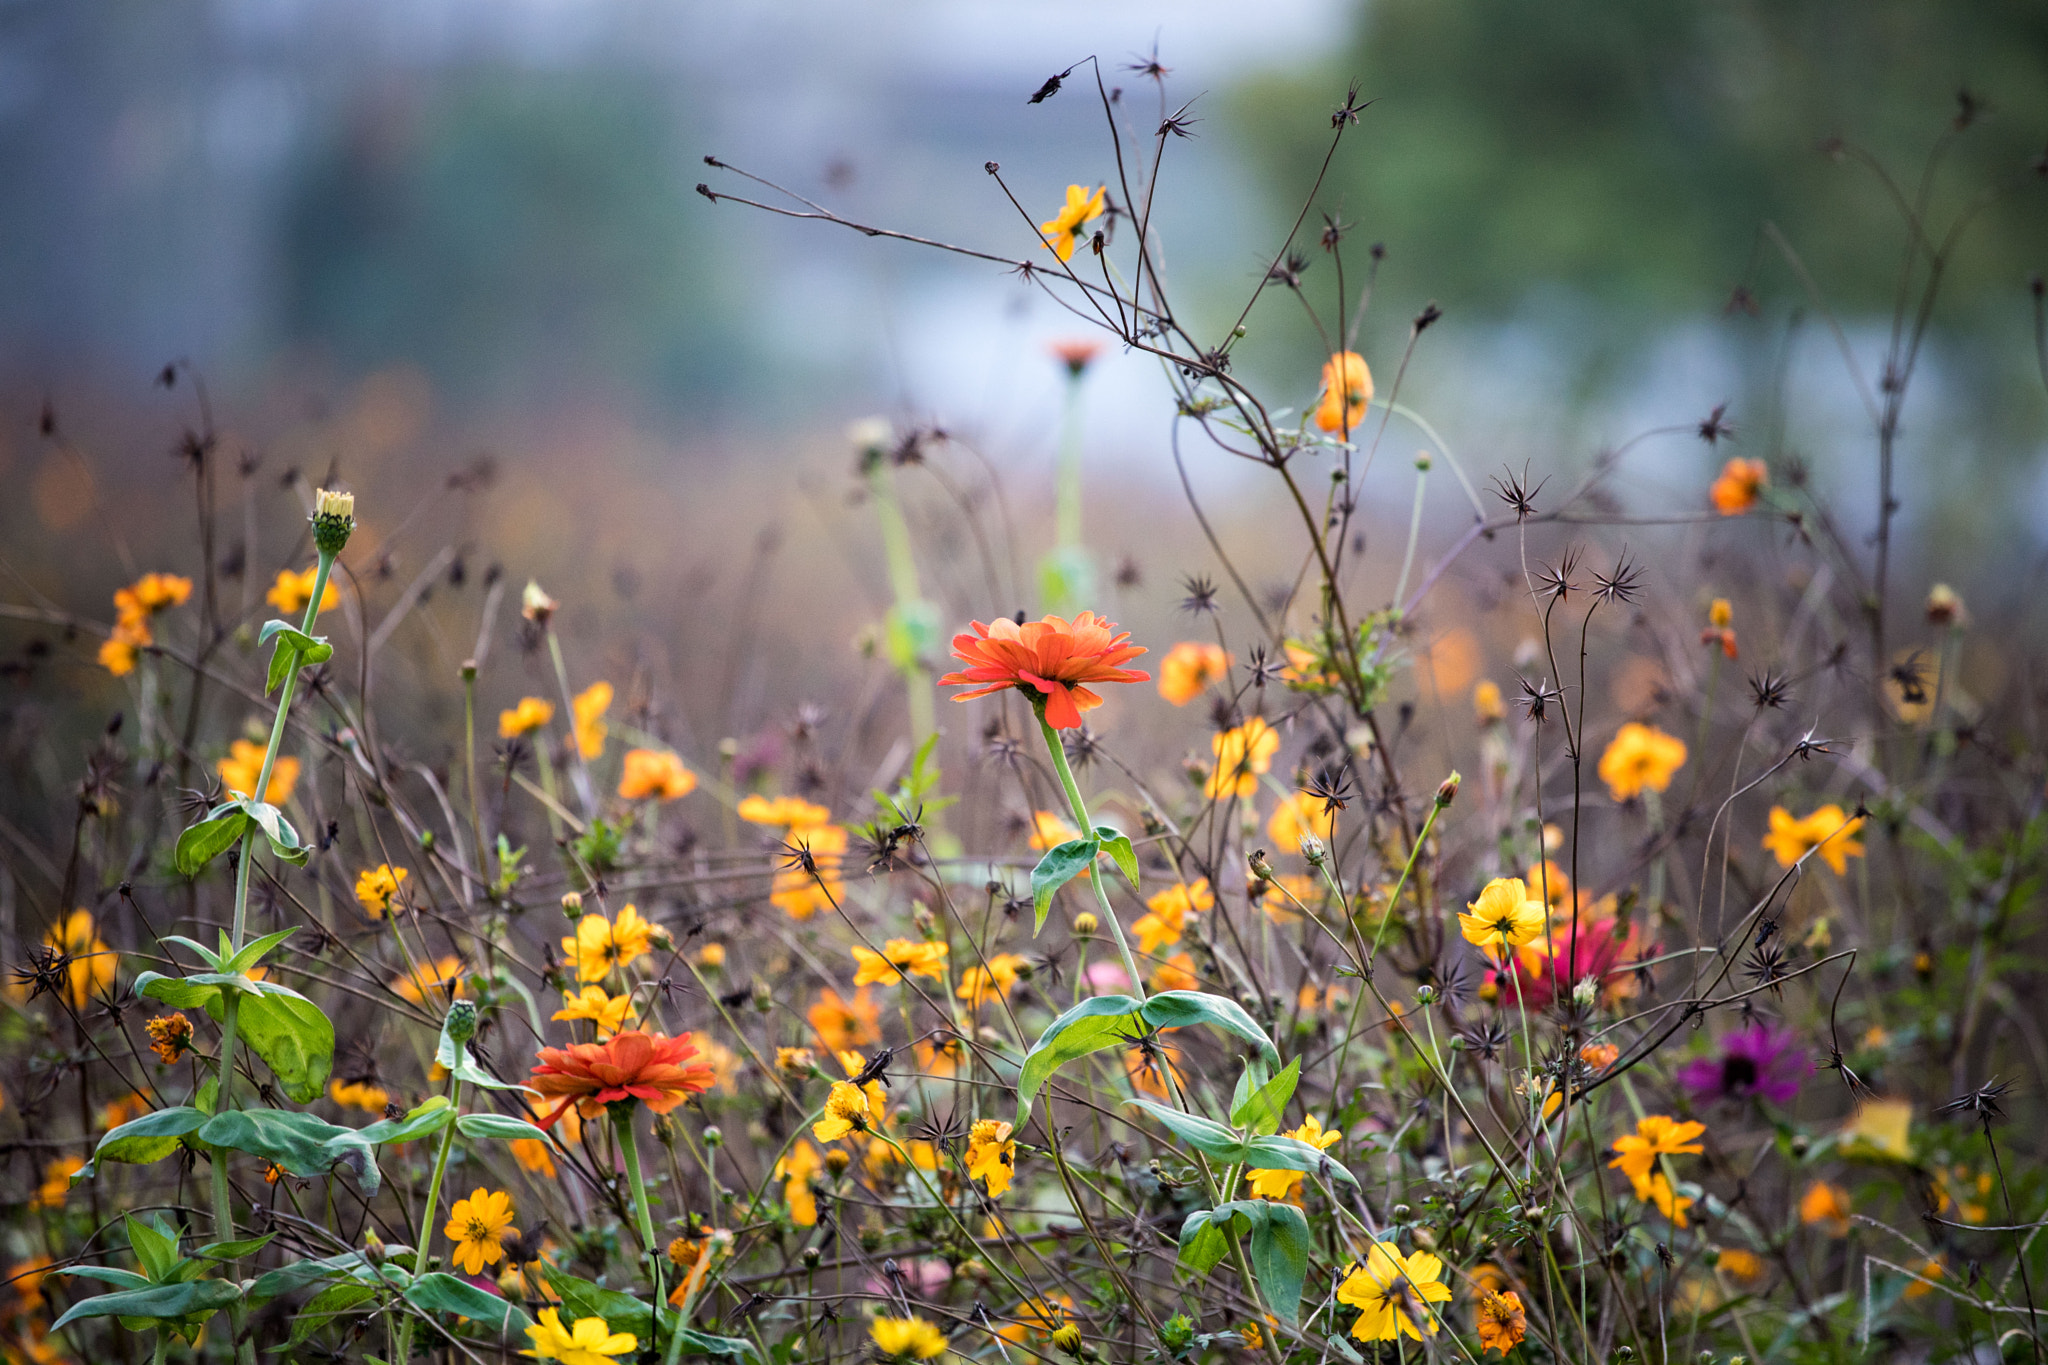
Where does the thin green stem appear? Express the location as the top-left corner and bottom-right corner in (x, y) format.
(1034, 706), (1145, 997)
(394, 1076), (464, 1365)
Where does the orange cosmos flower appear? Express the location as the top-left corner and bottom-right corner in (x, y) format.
(219, 739), (299, 805)
(527, 1030), (715, 1129)
(808, 988), (881, 1051)
(1157, 641), (1231, 706)
(939, 612), (1149, 730)
(618, 749), (697, 801)
(1596, 722), (1686, 801)
(1315, 352), (1373, 434)
(1050, 338), (1103, 376)
(499, 697), (554, 738)
(266, 565), (339, 615)
(1710, 457), (1768, 514)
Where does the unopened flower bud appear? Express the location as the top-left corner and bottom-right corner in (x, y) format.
(1247, 849), (1274, 882)
(652, 1113), (676, 1147)
(442, 999), (478, 1046)
(751, 979), (773, 1012)
(1435, 772), (1461, 808)
(825, 1148), (852, 1176)
(560, 892), (583, 919)
(1072, 911), (1099, 935)
(312, 488), (356, 555)
(1572, 976), (1598, 1011)
(363, 1231), (387, 1265)
(1412, 1226), (1438, 1250)
(1415, 983), (1437, 1006)
(1927, 582), (1964, 626)
(521, 580), (557, 624)
(1298, 832), (1326, 866)
(801, 1246), (822, 1269)
(1052, 1324), (1084, 1354)
(461, 659), (478, 683)
(847, 416), (892, 461)
(1414, 451), (1433, 472)
(1521, 1205), (1547, 1227)
(1390, 1204), (1410, 1220)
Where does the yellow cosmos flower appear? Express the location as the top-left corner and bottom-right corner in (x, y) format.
(329, 1078), (390, 1112)
(499, 697), (555, 738)
(965, 1119), (1017, 1197)
(1597, 722), (1686, 801)
(218, 738), (299, 805)
(1473, 680), (1505, 724)
(266, 565), (339, 616)
(956, 953), (1028, 1008)
(1337, 1241), (1451, 1342)
(1267, 792), (1335, 851)
(445, 1187), (518, 1276)
(571, 682), (612, 760)
(553, 986), (635, 1038)
(512, 1138), (557, 1178)
(1608, 1115), (1705, 1186)
(561, 905), (655, 983)
(522, 1308), (637, 1365)
(1157, 642), (1231, 706)
(738, 793), (833, 829)
(776, 1140), (822, 1226)
(870, 1315), (949, 1360)
(1841, 1097), (1913, 1161)
(851, 938), (948, 985)
(1458, 878), (1547, 956)
(354, 864), (408, 918)
(1761, 804), (1865, 875)
(1244, 1115), (1341, 1202)
(1638, 1171), (1694, 1227)
(43, 908), (116, 1008)
(807, 988), (880, 1051)
(773, 822), (849, 919)
(813, 1081), (872, 1142)
(1206, 717), (1280, 800)
(618, 749), (697, 801)
(1038, 184), (1106, 263)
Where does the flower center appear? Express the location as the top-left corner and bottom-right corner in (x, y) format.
(464, 1218), (493, 1242)
(1722, 1055), (1758, 1092)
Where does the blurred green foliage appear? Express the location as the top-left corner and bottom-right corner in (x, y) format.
(1237, 0), (2048, 318)
(281, 73), (730, 408)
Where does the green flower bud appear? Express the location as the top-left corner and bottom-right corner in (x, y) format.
(312, 488), (355, 556)
(443, 999), (478, 1047)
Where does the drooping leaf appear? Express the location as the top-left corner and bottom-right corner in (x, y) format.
(1093, 825), (1140, 889)
(1239, 1134), (1358, 1185)
(1014, 994), (1144, 1127)
(51, 1279), (242, 1332)
(285, 1283), (380, 1350)
(246, 1250), (386, 1306)
(546, 1270), (655, 1341)
(357, 1097), (456, 1147)
(1140, 991), (1278, 1062)
(1124, 1099), (1250, 1163)
(56, 1267), (153, 1290)
(403, 1272), (532, 1337)
(1175, 1209), (1231, 1276)
(228, 982), (334, 1104)
(196, 1109), (379, 1193)
(456, 1113), (552, 1144)
(1245, 1200), (1312, 1324)
(243, 801), (310, 867)
(1230, 1056), (1301, 1136)
(173, 804), (250, 877)
(673, 1328), (761, 1359)
(1029, 837), (1100, 931)
(82, 1106), (210, 1175)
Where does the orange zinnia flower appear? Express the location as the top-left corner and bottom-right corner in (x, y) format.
(939, 612), (1149, 730)
(527, 1030), (715, 1129)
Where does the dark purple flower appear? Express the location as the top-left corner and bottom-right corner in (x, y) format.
(1677, 1023), (1809, 1106)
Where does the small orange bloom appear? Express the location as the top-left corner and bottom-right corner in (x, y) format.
(527, 1030), (715, 1129)
(808, 988), (881, 1051)
(1799, 1180), (1852, 1236)
(1597, 722), (1686, 801)
(219, 739), (299, 805)
(1710, 457), (1767, 515)
(939, 612), (1149, 730)
(1157, 642), (1231, 706)
(1476, 1290), (1526, 1355)
(266, 565), (339, 615)
(618, 749), (697, 801)
(1315, 352), (1373, 434)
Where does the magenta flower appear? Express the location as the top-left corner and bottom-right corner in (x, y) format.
(1676, 1022), (1809, 1106)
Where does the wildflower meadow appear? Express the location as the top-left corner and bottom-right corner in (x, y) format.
(4, 52), (2048, 1365)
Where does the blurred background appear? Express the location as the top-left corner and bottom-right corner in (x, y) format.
(2, 0), (2045, 770)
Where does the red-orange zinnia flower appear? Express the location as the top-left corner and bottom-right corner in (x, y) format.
(938, 612), (1150, 729)
(528, 1030), (715, 1129)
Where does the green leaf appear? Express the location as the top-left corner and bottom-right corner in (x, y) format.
(1230, 1056), (1269, 1125)
(51, 1279), (241, 1331)
(1014, 994), (1144, 1128)
(674, 1328), (760, 1360)
(58, 1267), (153, 1290)
(403, 1273), (532, 1337)
(546, 1270), (654, 1341)
(174, 804), (250, 877)
(285, 1283), (380, 1350)
(196, 1109), (379, 1194)
(195, 1233), (275, 1260)
(135, 970), (247, 1011)
(1245, 1200), (1312, 1325)
(244, 802), (310, 867)
(1125, 1099), (1249, 1163)
(125, 1213), (182, 1280)
(1029, 837), (1100, 931)
(1140, 991), (1278, 1062)
(83, 1106), (210, 1175)
(1240, 1134), (1357, 1185)
(1176, 1209), (1230, 1276)
(160, 935), (226, 969)
(232, 982), (334, 1103)
(1230, 1056), (1301, 1136)
(456, 1113), (551, 1144)
(358, 1097), (456, 1147)
(260, 621), (333, 695)
(246, 1251), (384, 1307)
(1093, 825), (1140, 889)
(224, 929), (297, 975)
